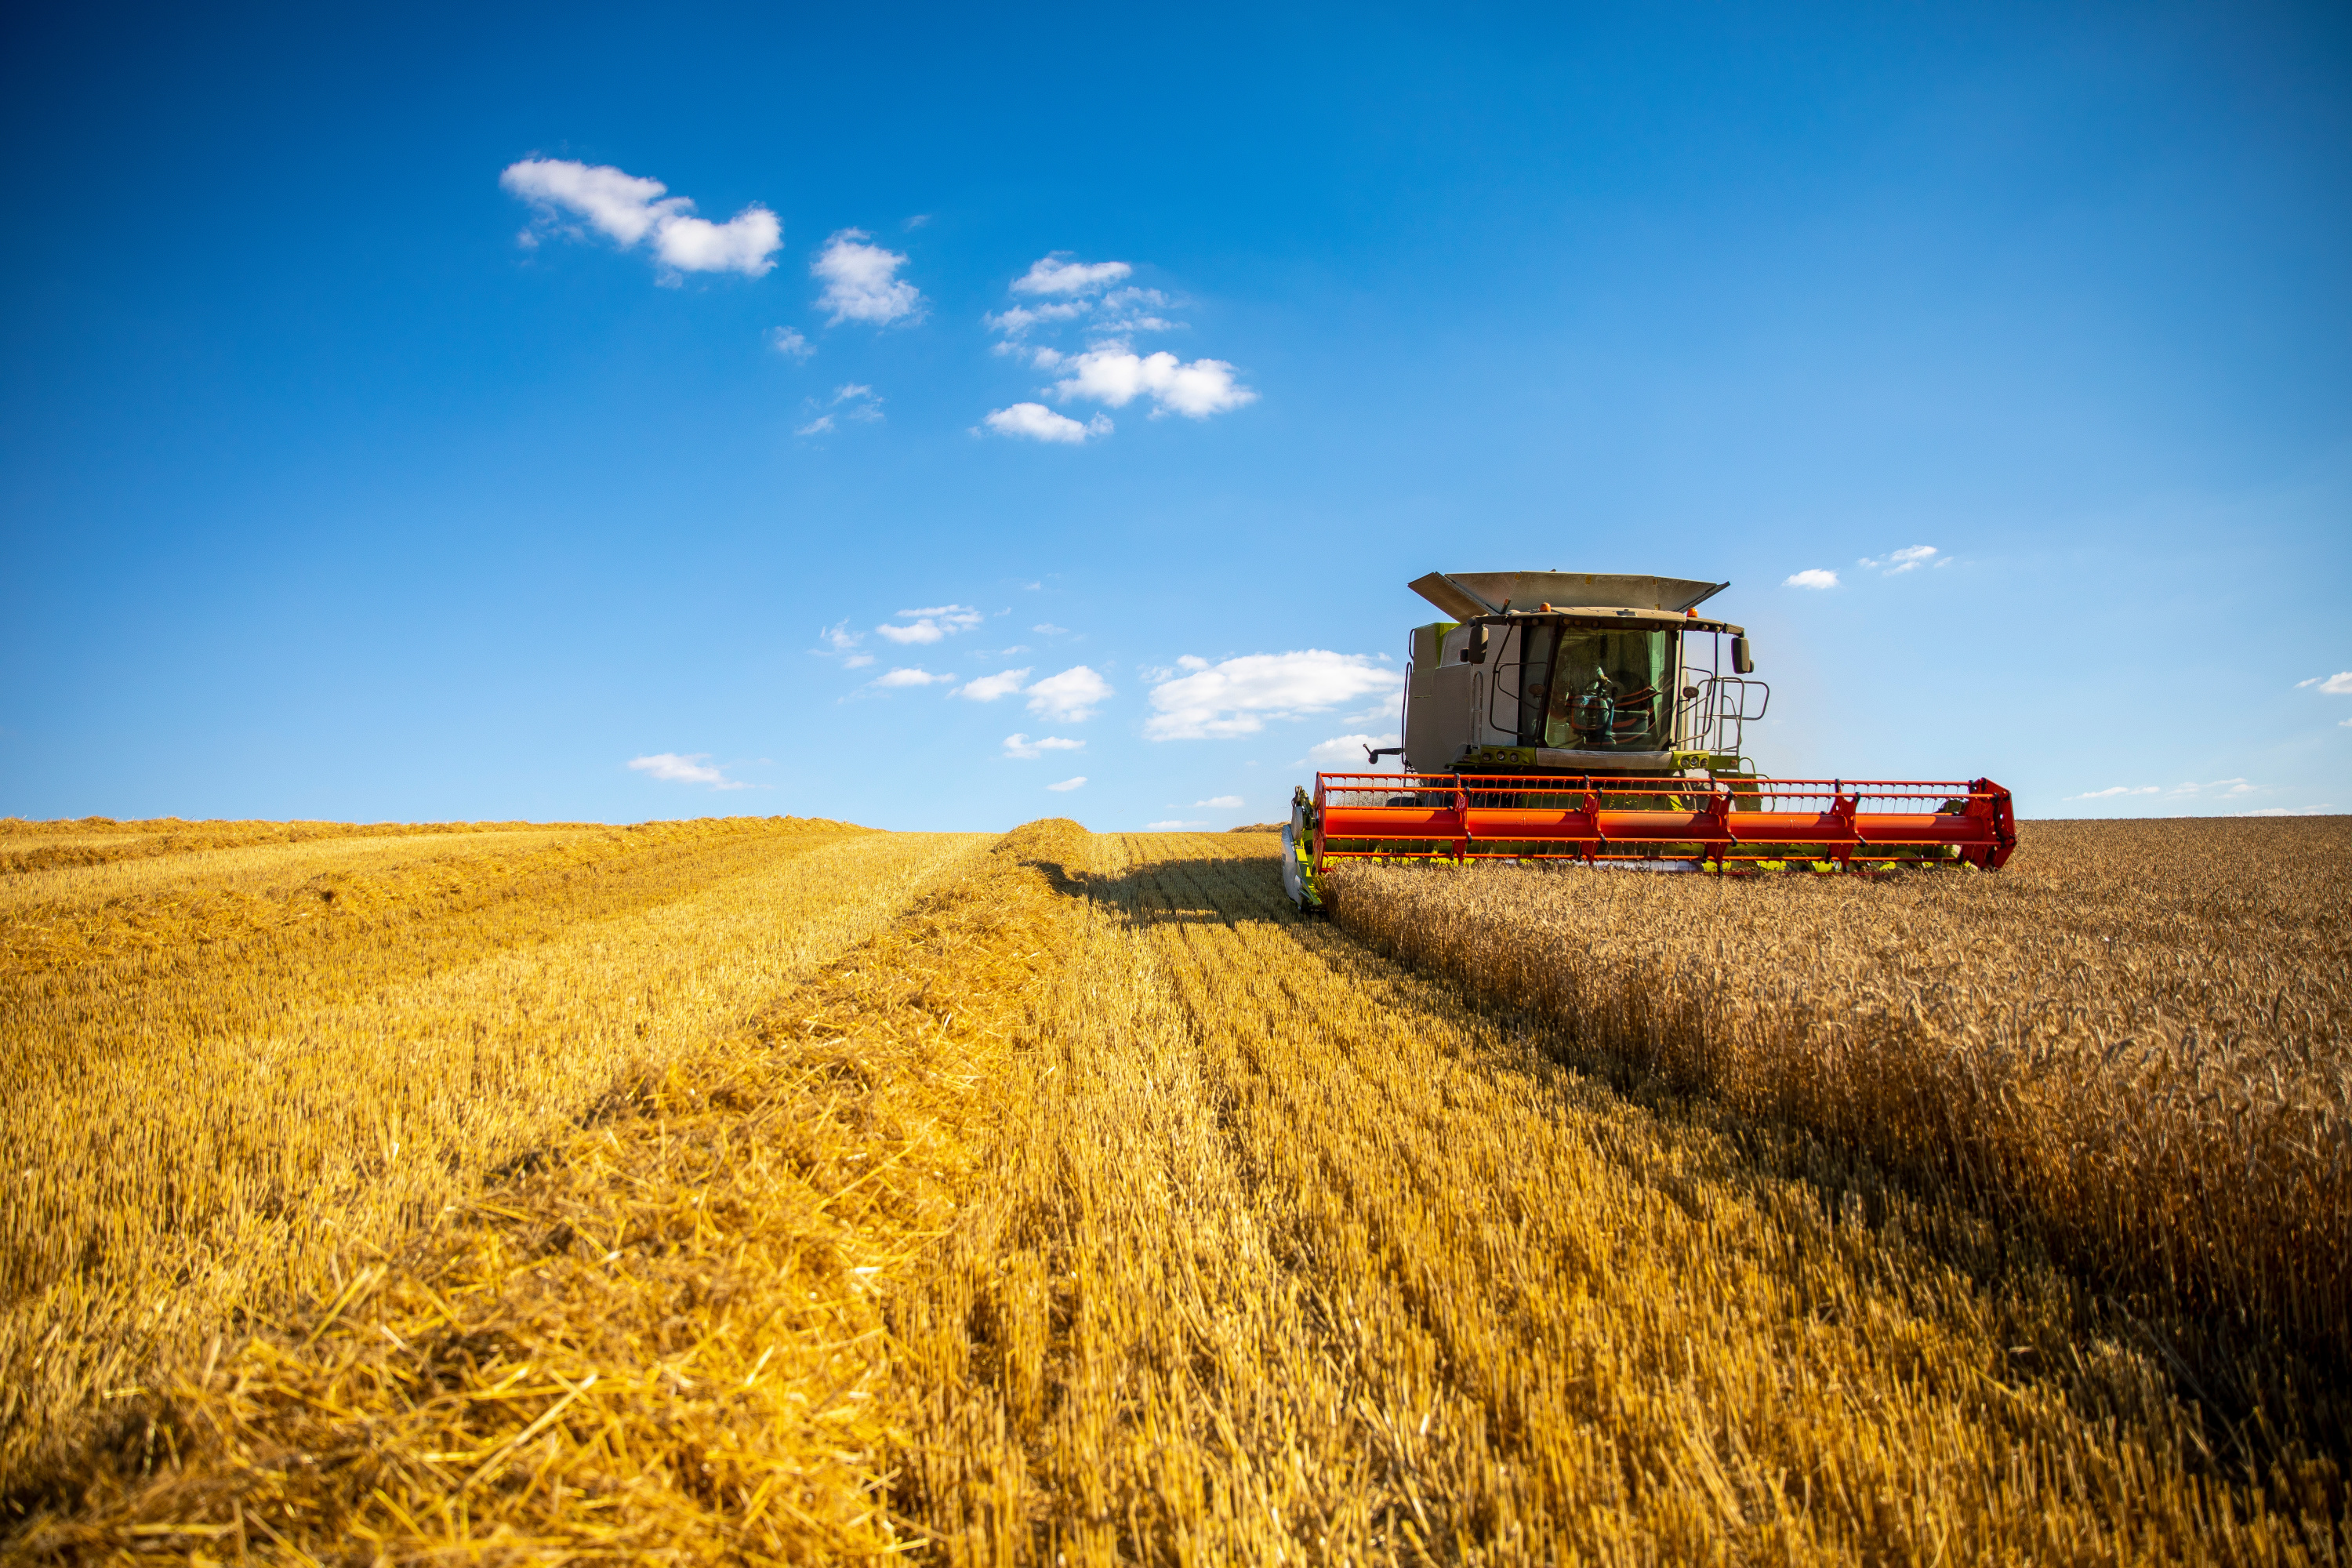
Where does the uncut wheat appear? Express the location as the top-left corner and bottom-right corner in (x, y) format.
(1327, 816), (2352, 1405)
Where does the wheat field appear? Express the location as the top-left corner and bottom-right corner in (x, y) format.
(2, 815), (2346, 1562)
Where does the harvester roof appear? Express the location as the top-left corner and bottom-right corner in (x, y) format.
(1409, 571), (1742, 633)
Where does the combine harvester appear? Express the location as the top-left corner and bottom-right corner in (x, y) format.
(1283, 569), (2014, 910)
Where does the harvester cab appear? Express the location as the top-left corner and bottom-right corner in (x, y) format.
(1281, 569), (2015, 910)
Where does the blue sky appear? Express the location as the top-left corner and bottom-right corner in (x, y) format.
(3, 2), (2347, 828)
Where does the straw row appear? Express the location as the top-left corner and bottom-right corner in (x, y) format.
(6, 820), (1089, 1559)
(1, 816), (962, 1495)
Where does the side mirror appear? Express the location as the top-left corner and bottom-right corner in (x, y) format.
(1732, 635), (1754, 675)
(1460, 623), (1490, 664)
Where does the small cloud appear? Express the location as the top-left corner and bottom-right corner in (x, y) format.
(1034, 622), (1069, 635)
(1306, 733), (1401, 770)
(628, 752), (750, 789)
(818, 620), (861, 652)
(983, 402), (1111, 444)
(985, 302), (1088, 339)
(831, 383), (884, 422)
(844, 653), (873, 669)
(2296, 672), (2352, 695)
(1857, 545), (1939, 575)
(1026, 665), (1112, 722)
(957, 668), (1033, 701)
(502, 158), (782, 278)
(1195, 795), (1245, 808)
(770, 326), (813, 360)
(797, 414), (836, 436)
(1148, 652), (1399, 741)
(1012, 254), (1134, 296)
(2067, 786), (2161, 800)
(2233, 805), (2339, 816)
(1145, 819), (1208, 829)
(871, 667), (953, 688)
(1052, 345), (1254, 419)
(1046, 775), (1087, 792)
(1004, 733), (1085, 759)
(876, 606), (984, 644)
(812, 229), (924, 325)
(905, 213), (932, 229)
(1784, 569), (1839, 590)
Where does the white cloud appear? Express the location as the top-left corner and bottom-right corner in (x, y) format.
(1012, 255), (1134, 296)
(957, 667), (1033, 701)
(796, 414), (835, 436)
(1026, 666), (1112, 722)
(844, 653), (873, 669)
(1096, 286), (1178, 332)
(871, 667), (953, 688)
(818, 620), (861, 652)
(1003, 733), (1084, 759)
(1046, 776), (1087, 792)
(770, 326), (813, 360)
(652, 207), (783, 275)
(2169, 779), (2257, 796)
(983, 402), (1111, 443)
(1146, 819), (1207, 829)
(501, 158), (781, 277)
(1195, 796), (1245, 808)
(1146, 652), (1399, 741)
(985, 302), (1088, 339)
(1857, 545), (1939, 575)
(1784, 569), (1839, 590)
(504, 159), (670, 245)
(2296, 672), (2352, 695)
(1033, 622), (1069, 635)
(2233, 805), (2339, 816)
(1052, 346), (1254, 419)
(812, 229), (923, 325)
(831, 383), (884, 422)
(875, 606), (984, 644)
(2067, 786), (2161, 800)
(628, 752), (750, 789)
(1306, 733), (1402, 770)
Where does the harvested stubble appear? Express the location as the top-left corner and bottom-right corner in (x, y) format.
(1323, 819), (2352, 1412)
(0, 817), (557, 877)
(897, 830), (2342, 1563)
(10, 818), (2349, 1563)
(1, 814), (982, 1494)
(9, 820), (1083, 1562)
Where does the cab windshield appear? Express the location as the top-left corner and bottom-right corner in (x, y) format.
(1543, 629), (1671, 751)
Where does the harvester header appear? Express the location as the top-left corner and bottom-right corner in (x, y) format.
(1281, 568), (2014, 909)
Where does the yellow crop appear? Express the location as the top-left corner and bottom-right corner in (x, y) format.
(1325, 818), (2352, 1392)
(1, 815), (985, 1489)
(4, 816), (2345, 1562)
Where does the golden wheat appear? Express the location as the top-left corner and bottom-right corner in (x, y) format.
(6, 817), (2347, 1563)
(7, 822), (1084, 1561)
(1324, 818), (2352, 1399)
(0, 815), (982, 1493)
(893, 827), (2343, 1563)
